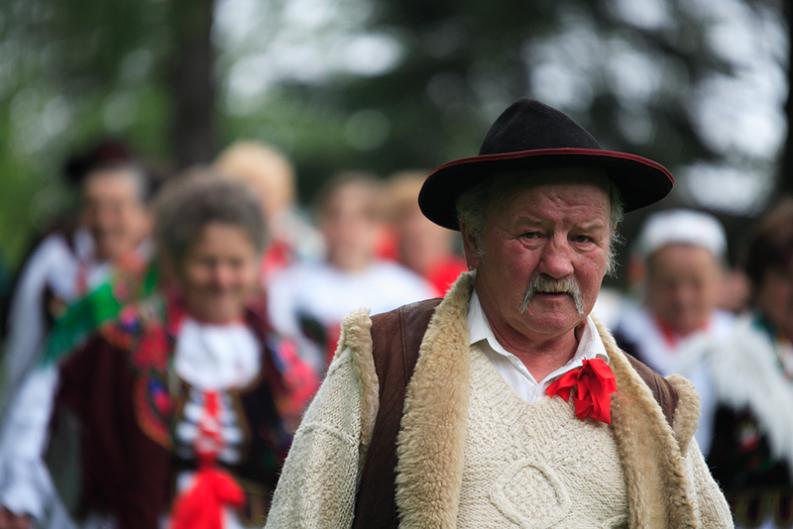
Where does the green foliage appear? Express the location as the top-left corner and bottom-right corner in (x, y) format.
(0, 0), (788, 272)
(0, 0), (169, 267)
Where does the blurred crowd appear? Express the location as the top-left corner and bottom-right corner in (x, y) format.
(0, 139), (465, 529)
(0, 137), (791, 528)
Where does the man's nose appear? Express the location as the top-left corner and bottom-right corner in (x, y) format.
(538, 236), (574, 279)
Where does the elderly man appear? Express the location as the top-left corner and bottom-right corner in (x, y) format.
(613, 209), (734, 455)
(265, 99), (732, 528)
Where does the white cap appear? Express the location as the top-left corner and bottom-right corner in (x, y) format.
(634, 209), (727, 259)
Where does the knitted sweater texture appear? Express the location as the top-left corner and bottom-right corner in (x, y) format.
(457, 343), (628, 528)
(265, 272), (733, 529)
(265, 347), (363, 527)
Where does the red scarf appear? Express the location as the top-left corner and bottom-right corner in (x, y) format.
(545, 358), (617, 424)
(170, 391), (245, 529)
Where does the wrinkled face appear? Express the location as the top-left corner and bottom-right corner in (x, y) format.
(320, 182), (380, 271)
(645, 244), (722, 335)
(178, 222), (260, 323)
(756, 262), (793, 341)
(465, 181), (611, 340)
(82, 168), (150, 261)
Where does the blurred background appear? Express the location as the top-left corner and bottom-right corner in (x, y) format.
(1, 3), (793, 526)
(0, 0), (791, 281)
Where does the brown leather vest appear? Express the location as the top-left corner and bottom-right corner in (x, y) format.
(351, 298), (679, 529)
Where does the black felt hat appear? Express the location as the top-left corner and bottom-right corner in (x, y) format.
(418, 99), (674, 230)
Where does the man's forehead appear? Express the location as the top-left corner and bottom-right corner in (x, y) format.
(482, 173), (613, 231)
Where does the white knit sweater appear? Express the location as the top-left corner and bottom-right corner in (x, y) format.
(265, 272), (733, 529)
(457, 343), (628, 528)
(266, 344), (630, 529)
(265, 347), (363, 527)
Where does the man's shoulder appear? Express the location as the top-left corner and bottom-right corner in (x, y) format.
(622, 352), (679, 427)
(372, 297), (442, 321)
(370, 298), (443, 340)
(364, 298), (444, 390)
(365, 271), (473, 340)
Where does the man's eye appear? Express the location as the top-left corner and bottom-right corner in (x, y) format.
(572, 234), (594, 243)
(520, 232), (542, 239)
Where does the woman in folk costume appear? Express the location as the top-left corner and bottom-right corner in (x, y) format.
(0, 139), (152, 412)
(0, 140), (154, 529)
(45, 175), (317, 529)
(0, 253), (158, 529)
(686, 198), (793, 528)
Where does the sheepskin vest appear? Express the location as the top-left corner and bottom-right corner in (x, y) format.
(353, 297), (679, 529)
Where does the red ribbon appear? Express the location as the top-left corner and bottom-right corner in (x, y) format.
(545, 358), (617, 424)
(169, 467), (245, 529)
(169, 390), (245, 529)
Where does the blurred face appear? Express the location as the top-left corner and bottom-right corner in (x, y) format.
(645, 244), (722, 336)
(396, 203), (454, 275)
(320, 182), (381, 271)
(465, 181), (611, 342)
(178, 222), (260, 323)
(82, 168), (150, 261)
(235, 170), (293, 224)
(755, 263), (793, 342)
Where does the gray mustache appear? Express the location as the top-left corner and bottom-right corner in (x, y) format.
(519, 275), (585, 315)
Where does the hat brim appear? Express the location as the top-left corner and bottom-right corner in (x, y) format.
(419, 147), (674, 230)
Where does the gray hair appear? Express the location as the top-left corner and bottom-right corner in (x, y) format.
(456, 171), (624, 276)
(154, 171), (267, 263)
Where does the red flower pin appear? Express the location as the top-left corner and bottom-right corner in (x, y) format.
(545, 358), (617, 424)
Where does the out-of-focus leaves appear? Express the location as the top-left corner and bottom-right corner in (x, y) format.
(0, 0), (790, 272)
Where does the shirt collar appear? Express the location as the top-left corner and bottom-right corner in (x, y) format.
(467, 290), (608, 383)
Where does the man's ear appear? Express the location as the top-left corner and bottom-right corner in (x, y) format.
(460, 223), (481, 270)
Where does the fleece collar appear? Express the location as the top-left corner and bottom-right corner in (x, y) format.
(391, 271), (700, 529)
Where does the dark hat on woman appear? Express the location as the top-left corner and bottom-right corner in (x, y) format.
(63, 138), (136, 186)
(418, 99), (674, 230)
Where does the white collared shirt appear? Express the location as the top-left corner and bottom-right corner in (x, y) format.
(468, 291), (608, 403)
(174, 317), (261, 391)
